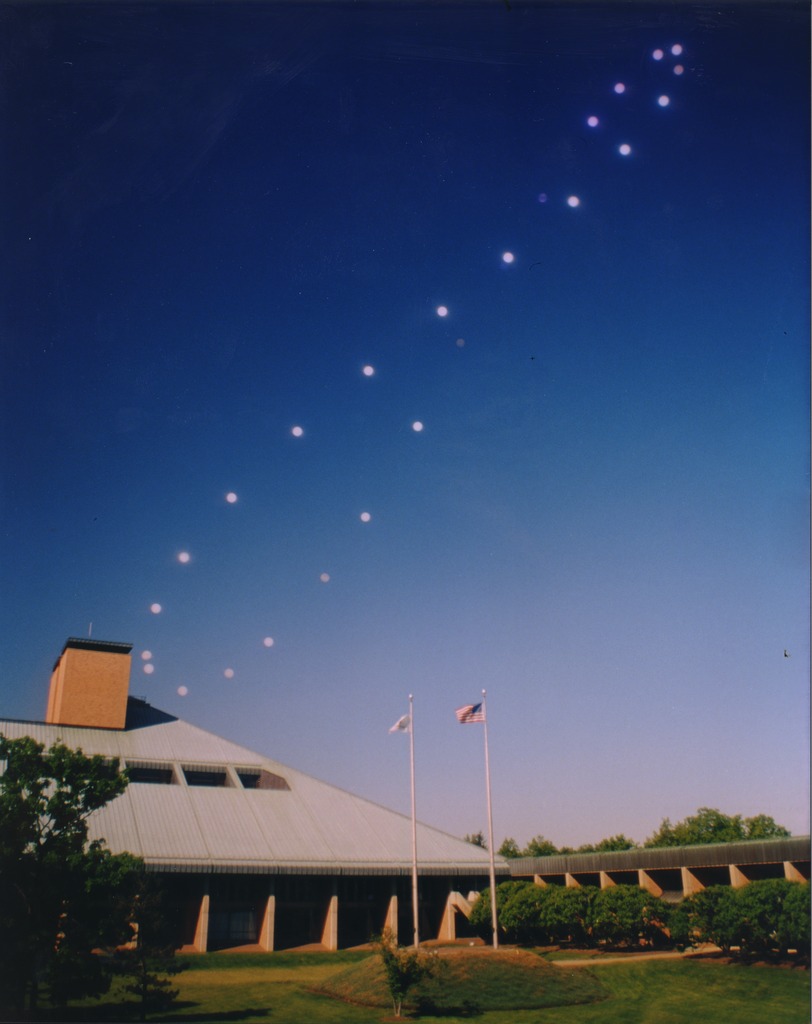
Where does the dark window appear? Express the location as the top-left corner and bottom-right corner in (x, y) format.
(236, 769), (290, 791)
(128, 766), (174, 785)
(209, 909), (258, 947)
(184, 768), (227, 787)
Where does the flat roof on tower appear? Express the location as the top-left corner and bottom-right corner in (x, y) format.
(54, 638), (133, 668)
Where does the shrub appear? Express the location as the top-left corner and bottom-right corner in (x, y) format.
(776, 881), (810, 954)
(590, 885), (670, 948)
(682, 886), (741, 952)
(468, 880), (523, 940)
(539, 885), (596, 946)
(372, 929), (437, 1018)
(499, 882), (548, 943)
(676, 880), (810, 958)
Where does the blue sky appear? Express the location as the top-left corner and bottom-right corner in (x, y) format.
(1, 1), (808, 848)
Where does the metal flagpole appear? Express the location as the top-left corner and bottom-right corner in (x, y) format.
(481, 688), (498, 949)
(409, 693), (419, 948)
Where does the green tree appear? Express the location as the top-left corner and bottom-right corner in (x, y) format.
(463, 831), (487, 848)
(644, 808), (789, 848)
(743, 814), (791, 840)
(498, 881), (543, 942)
(574, 834), (637, 853)
(468, 880), (520, 939)
(497, 837), (522, 858)
(539, 886), (595, 946)
(0, 735), (136, 1012)
(665, 897), (694, 950)
(590, 885), (669, 949)
(678, 880), (809, 958)
(677, 886), (741, 952)
(523, 835), (558, 857)
(643, 817), (677, 847)
(593, 834), (638, 852)
(472, 882), (596, 947)
(373, 929), (436, 1018)
(737, 878), (799, 956)
(115, 871), (185, 1021)
(645, 808), (743, 846)
(776, 882), (810, 955)
(46, 845), (143, 1008)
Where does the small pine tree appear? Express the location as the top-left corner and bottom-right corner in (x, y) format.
(114, 872), (185, 1021)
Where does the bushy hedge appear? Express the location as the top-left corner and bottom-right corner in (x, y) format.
(468, 879), (810, 956)
(670, 879), (810, 957)
(468, 882), (669, 949)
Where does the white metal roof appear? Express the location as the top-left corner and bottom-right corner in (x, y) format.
(0, 699), (504, 877)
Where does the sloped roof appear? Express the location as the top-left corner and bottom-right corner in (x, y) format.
(0, 699), (505, 877)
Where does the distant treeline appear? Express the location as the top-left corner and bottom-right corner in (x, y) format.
(462, 807), (792, 857)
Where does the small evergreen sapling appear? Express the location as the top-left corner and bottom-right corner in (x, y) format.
(114, 872), (185, 1021)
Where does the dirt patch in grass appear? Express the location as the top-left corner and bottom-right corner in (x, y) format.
(685, 951), (810, 971)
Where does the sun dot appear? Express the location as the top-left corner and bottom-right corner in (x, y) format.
(177, 686), (188, 697)
(619, 143), (632, 156)
(291, 425), (304, 437)
(143, 663), (155, 675)
(263, 637), (275, 648)
(141, 650), (152, 661)
(362, 365), (375, 377)
(150, 603), (162, 614)
(673, 64), (684, 75)
(178, 551), (191, 564)
(224, 668), (235, 679)
(671, 44), (683, 56)
(360, 511), (372, 523)
(587, 115), (599, 127)
(613, 82), (626, 94)
(226, 492), (238, 504)
(652, 48), (664, 60)
(436, 305), (448, 317)
(501, 251), (514, 264)
(320, 572), (331, 583)
(412, 420), (424, 432)
(658, 95), (671, 107)
(566, 195), (581, 208)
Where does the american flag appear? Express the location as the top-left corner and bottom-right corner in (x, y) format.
(455, 702), (485, 724)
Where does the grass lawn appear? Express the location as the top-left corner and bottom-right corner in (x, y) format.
(27, 950), (810, 1024)
(532, 960), (809, 1024)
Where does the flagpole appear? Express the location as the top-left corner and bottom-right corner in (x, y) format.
(481, 688), (498, 949)
(409, 693), (419, 948)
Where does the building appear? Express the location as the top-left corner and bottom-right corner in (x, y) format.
(1, 638), (507, 952)
(2, 637), (808, 953)
(510, 838), (810, 900)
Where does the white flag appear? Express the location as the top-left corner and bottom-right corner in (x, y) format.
(389, 714), (411, 733)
